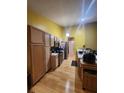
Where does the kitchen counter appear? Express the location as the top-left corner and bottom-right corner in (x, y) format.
(51, 53), (58, 56)
(76, 49), (97, 92)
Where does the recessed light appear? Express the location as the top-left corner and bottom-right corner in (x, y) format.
(66, 33), (70, 37)
(81, 18), (85, 22)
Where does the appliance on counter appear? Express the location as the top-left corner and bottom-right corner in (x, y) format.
(83, 53), (96, 64)
(50, 46), (63, 53)
(77, 48), (97, 64)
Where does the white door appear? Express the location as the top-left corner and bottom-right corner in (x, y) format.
(69, 40), (74, 57)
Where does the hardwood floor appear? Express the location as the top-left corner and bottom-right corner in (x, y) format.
(29, 55), (96, 93)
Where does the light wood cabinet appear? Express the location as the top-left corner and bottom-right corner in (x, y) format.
(45, 33), (50, 46)
(27, 26), (31, 74)
(50, 35), (54, 47)
(51, 53), (58, 70)
(30, 27), (45, 44)
(58, 53), (64, 66)
(45, 46), (51, 72)
(31, 44), (45, 85)
(80, 62), (97, 92)
(45, 33), (51, 72)
(83, 73), (97, 92)
(27, 25), (46, 86)
(27, 25), (63, 87)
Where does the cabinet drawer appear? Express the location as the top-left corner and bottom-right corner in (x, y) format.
(45, 33), (50, 46)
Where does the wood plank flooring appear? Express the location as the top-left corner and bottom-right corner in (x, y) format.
(29, 56), (96, 93)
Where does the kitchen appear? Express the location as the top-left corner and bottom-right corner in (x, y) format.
(27, 0), (97, 93)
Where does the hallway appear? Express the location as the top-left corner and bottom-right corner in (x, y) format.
(30, 55), (94, 93)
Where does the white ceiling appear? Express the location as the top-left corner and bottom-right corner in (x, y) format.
(28, 0), (97, 27)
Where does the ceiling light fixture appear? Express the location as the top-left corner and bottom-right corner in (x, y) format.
(81, 18), (85, 22)
(66, 33), (70, 37)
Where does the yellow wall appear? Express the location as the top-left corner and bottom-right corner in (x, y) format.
(27, 9), (64, 39)
(85, 22), (97, 50)
(63, 26), (85, 52)
(27, 9), (97, 50)
(63, 22), (97, 52)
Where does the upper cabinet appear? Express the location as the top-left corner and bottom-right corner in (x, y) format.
(30, 27), (45, 44)
(45, 33), (50, 46)
(54, 37), (60, 47)
(50, 35), (54, 47)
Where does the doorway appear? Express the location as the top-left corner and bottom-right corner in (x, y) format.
(68, 37), (75, 57)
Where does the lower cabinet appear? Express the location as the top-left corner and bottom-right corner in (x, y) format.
(31, 44), (46, 85)
(58, 52), (64, 66)
(45, 46), (51, 72)
(51, 53), (58, 70)
(83, 72), (97, 92)
(77, 58), (97, 92)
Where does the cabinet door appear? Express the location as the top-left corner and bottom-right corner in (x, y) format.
(86, 75), (97, 92)
(55, 56), (58, 67)
(50, 35), (54, 47)
(51, 56), (55, 70)
(45, 33), (50, 46)
(45, 46), (51, 72)
(31, 44), (45, 85)
(83, 73), (97, 92)
(27, 26), (31, 74)
(31, 27), (45, 44)
(58, 53), (63, 66)
(51, 55), (58, 70)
